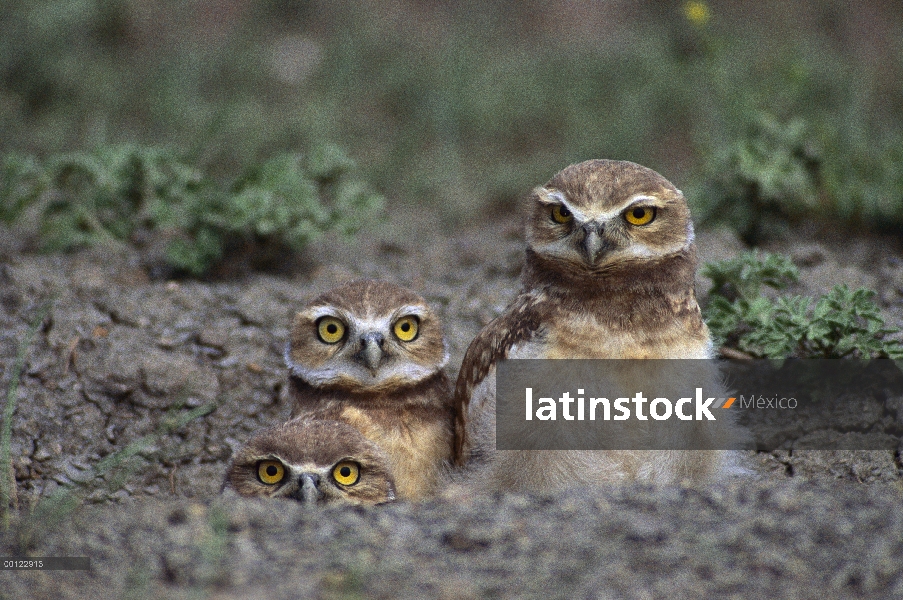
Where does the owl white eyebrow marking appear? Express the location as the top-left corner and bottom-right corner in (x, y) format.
(583, 194), (661, 223)
(391, 305), (429, 320)
(624, 194), (661, 208)
(307, 306), (345, 319)
(536, 188), (591, 222)
(533, 187), (562, 205)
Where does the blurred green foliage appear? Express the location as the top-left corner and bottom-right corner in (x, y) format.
(690, 113), (821, 242)
(703, 251), (903, 359)
(1, 0), (901, 230)
(0, 144), (383, 275)
(691, 110), (903, 243)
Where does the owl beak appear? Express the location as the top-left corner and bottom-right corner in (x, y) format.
(580, 223), (605, 265)
(359, 332), (384, 376)
(294, 473), (322, 505)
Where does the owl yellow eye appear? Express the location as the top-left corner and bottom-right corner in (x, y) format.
(332, 461), (360, 486)
(257, 460), (285, 485)
(624, 206), (656, 226)
(393, 315), (419, 342)
(551, 204), (573, 224)
(317, 317), (346, 344)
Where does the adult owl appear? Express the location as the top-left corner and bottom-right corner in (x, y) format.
(454, 159), (742, 492)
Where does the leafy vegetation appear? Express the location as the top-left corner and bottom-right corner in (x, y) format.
(703, 251), (903, 359)
(1, 1), (901, 229)
(690, 113), (821, 242)
(691, 109), (903, 243)
(0, 144), (384, 275)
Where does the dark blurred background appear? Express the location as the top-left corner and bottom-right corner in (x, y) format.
(2, 0), (902, 234)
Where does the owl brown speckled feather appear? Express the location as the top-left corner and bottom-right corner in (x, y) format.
(454, 159), (743, 491)
(224, 418), (396, 505)
(285, 280), (455, 501)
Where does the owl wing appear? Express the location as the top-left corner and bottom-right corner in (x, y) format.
(452, 290), (548, 464)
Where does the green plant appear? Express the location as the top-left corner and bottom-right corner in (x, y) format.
(684, 9), (903, 243)
(691, 112), (821, 242)
(0, 143), (383, 275)
(161, 145), (384, 275)
(691, 109), (903, 243)
(703, 251), (903, 359)
(2, 3), (902, 229)
(41, 145), (204, 250)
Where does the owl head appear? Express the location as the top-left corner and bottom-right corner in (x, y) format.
(285, 280), (448, 393)
(525, 160), (694, 275)
(224, 418), (396, 505)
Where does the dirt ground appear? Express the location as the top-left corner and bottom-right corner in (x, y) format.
(0, 214), (902, 599)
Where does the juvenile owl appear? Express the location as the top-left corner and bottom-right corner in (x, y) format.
(224, 418), (396, 505)
(285, 280), (455, 500)
(454, 159), (741, 492)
